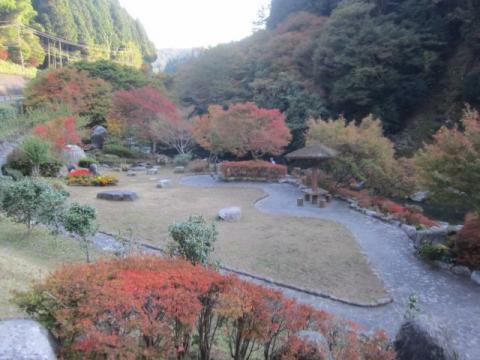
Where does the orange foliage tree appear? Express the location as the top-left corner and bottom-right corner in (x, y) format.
(24, 68), (112, 123)
(16, 256), (395, 360)
(109, 86), (191, 153)
(33, 116), (81, 153)
(193, 103), (292, 159)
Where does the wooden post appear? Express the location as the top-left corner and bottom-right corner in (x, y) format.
(59, 41), (63, 67)
(311, 167), (319, 193)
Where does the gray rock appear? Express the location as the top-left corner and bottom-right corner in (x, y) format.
(395, 316), (459, 360)
(401, 224), (417, 239)
(174, 166), (185, 174)
(91, 125), (107, 149)
(471, 271), (480, 286)
(451, 265), (471, 277)
(434, 261), (453, 271)
(130, 166), (147, 172)
(62, 145), (86, 167)
(410, 191), (428, 203)
(297, 330), (332, 360)
(349, 180), (365, 191)
(218, 207), (242, 221)
(89, 163), (98, 175)
(97, 190), (138, 201)
(127, 171), (136, 177)
(364, 209), (378, 217)
(0, 319), (56, 360)
(146, 168), (159, 175)
(414, 228), (449, 248)
(156, 179), (171, 188)
(447, 224), (463, 234)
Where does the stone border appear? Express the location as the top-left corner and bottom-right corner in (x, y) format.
(96, 232), (393, 308)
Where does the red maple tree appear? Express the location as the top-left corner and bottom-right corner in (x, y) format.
(33, 116), (81, 153)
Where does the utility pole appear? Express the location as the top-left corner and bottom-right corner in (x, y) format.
(16, 23), (25, 69)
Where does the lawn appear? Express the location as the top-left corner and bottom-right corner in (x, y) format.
(68, 169), (389, 304)
(0, 218), (100, 318)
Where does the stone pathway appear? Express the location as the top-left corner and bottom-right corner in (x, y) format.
(180, 175), (480, 360)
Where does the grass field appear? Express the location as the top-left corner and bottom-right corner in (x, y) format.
(68, 169), (388, 303)
(0, 218), (100, 318)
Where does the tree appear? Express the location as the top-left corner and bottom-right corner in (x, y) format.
(19, 137), (52, 177)
(168, 216), (217, 265)
(33, 116), (80, 154)
(151, 109), (194, 155)
(307, 115), (414, 196)
(193, 103), (292, 159)
(24, 68), (112, 124)
(109, 86), (180, 153)
(416, 107), (480, 213)
(63, 203), (97, 263)
(2, 178), (67, 233)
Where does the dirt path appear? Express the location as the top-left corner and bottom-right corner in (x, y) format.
(180, 175), (480, 360)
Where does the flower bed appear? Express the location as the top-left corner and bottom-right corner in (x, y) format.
(67, 173), (118, 187)
(219, 160), (287, 181)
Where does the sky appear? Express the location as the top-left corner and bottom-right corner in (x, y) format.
(118, 0), (270, 49)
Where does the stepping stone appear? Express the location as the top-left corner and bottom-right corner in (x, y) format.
(218, 207), (242, 221)
(127, 171), (136, 177)
(131, 166), (147, 172)
(97, 190), (138, 201)
(146, 168), (159, 175)
(157, 179), (171, 188)
(174, 166), (185, 174)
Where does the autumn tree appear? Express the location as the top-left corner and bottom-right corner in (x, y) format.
(151, 108), (194, 154)
(24, 68), (112, 124)
(307, 115), (414, 197)
(416, 107), (480, 213)
(193, 103), (291, 160)
(109, 86), (184, 153)
(33, 116), (80, 154)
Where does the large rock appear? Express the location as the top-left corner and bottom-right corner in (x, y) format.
(395, 317), (459, 360)
(471, 271), (480, 286)
(146, 168), (159, 175)
(451, 265), (471, 277)
(91, 126), (107, 149)
(97, 190), (138, 201)
(0, 319), (56, 360)
(413, 227), (449, 249)
(62, 145), (86, 167)
(410, 191), (429, 203)
(218, 207), (242, 221)
(157, 179), (171, 188)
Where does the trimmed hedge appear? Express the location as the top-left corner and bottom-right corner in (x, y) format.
(219, 160), (287, 181)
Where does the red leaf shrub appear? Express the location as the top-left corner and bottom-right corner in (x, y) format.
(16, 257), (395, 360)
(0, 48), (8, 61)
(68, 168), (92, 177)
(219, 160), (287, 181)
(33, 116), (81, 153)
(455, 213), (480, 268)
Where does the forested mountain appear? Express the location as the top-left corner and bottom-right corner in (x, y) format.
(0, 0), (156, 69)
(174, 0), (480, 151)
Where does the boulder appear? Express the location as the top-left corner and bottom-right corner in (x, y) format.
(218, 207), (242, 221)
(97, 190), (138, 201)
(471, 271), (480, 286)
(395, 316), (459, 360)
(410, 191), (428, 203)
(131, 166), (147, 172)
(147, 168), (159, 175)
(91, 126), (107, 149)
(174, 166), (185, 174)
(62, 145), (86, 167)
(413, 228), (449, 249)
(157, 179), (171, 188)
(451, 265), (471, 277)
(127, 171), (136, 177)
(0, 319), (56, 360)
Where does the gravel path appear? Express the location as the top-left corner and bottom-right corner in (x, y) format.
(180, 175), (480, 359)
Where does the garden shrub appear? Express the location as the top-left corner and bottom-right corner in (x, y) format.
(6, 140), (61, 178)
(2, 178), (68, 233)
(78, 157), (97, 168)
(455, 213), (480, 268)
(418, 244), (451, 262)
(15, 256), (395, 360)
(187, 159), (209, 173)
(219, 160), (287, 181)
(173, 153), (192, 166)
(103, 143), (135, 158)
(168, 216), (217, 265)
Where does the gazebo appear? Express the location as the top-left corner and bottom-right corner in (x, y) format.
(285, 143), (338, 205)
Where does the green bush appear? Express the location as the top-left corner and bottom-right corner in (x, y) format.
(168, 215), (217, 265)
(5, 141), (61, 178)
(103, 144), (135, 158)
(20, 137), (52, 176)
(418, 244), (450, 262)
(2, 178), (68, 233)
(78, 157), (97, 168)
(63, 203), (97, 262)
(173, 153), (192, 166)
